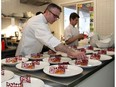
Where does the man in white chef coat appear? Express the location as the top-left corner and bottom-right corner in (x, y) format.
(64, 12), (84, 46)
(16, 3), (86, 59)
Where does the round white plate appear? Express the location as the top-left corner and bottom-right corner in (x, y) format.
(1, 70), (14, 82)
(25, 54), (49, 60)
(16, 61), (50, 71)
(69, 59), (102, 68)
(2, 77), (45, 87)
(43, 57), (71, 64)
(1, 57), (29, 66)
(87, 54), (112, 61)
(43, 65), (83, 77)
(107, 51), (115, 56)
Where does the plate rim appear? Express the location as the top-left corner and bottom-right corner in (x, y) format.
(1, 57), (29, 65)
(43, 65), (83, 77)
(69, 59), (102, 68)
(1, 70), (14, 82)
(86, 54), (112, 61)
(16, 61), (50, 71)
(25, 54), (50, 60)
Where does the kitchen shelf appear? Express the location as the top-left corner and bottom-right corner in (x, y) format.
(2, 16), (30, 20)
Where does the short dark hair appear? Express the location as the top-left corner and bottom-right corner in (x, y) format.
(70, 12), (79, 20)
(44, 3), (62, 12)
(36, 11), (43, 15)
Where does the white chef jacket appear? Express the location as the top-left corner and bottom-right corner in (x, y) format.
(16, 14), (61, 56)
(64, 24), (79, 46)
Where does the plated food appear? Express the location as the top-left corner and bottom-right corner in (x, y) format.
(43, 56), (71, 64)
(16, 61), (49, 71)
(77, 48), (94, 54)
(87, 54), (112, 61)
(43, 65), (83, 77)
(49, 65), (67, 74)
(90, 53), (101, 60)
(25, 53), (49, 60)
(1, 57), (29, 66)
(94, 49), (115, 56)
(69, 59), (102, 68)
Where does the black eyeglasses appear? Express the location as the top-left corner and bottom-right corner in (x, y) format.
(48, 10), (59, 19)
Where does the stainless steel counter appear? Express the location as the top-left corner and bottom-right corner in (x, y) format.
(2, 55), (114, 87)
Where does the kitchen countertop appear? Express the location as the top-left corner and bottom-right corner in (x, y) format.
(1, 46), (17, 58)
(2, 55), (114, 87)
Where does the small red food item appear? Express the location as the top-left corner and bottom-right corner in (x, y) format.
(49, 65), (67, 74)
(20, 75), (31, 83)
(84, 34), (88, 38)
(107, 48), (114, 51)
(48, 55), (61, 62)
(6, 57), (18, 63)
(6, 82), (23, 87)
(78, 48), (86, 53)
(21, 62), (35, 69)
(87, 46), (93, 50)
(31, 53), (43, 58)
(75, 56), (88, 66)
(90, 53), (101, 60)
(98, 50), (107, 54)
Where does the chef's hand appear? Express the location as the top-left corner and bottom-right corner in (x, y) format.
(78, 34), (84, 41)
(68, 50), (86, 59)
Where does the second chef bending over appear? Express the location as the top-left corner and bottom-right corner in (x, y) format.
(15, 3), (86, 59)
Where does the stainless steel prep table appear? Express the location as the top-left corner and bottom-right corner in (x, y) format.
(2, 55), (114, 87)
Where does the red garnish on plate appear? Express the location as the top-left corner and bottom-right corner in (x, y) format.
(20, 75), (31, 83)
(98, 50), (107, 54)
(90, 53), (101, 60)
(75, 56), (88, 66)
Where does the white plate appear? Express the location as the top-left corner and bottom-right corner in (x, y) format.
(1, 57), (29, 66)
(93, 47), (101, 51)
(43, 65), (83, 77)
(107, 51), (115, 56)
(69, 59), (102, 68)
(56, 52), (67, 57)
(25, 54), (49, 60)
(86, 50), (94, 54)
(1, 70), (14, 82)
(2, 77), (45, 87)
(43, 57), (71, 64)
(16, 61), (50, 71)
(87, 54), (112, 61)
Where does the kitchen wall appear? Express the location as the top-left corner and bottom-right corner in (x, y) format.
(1, 0), (46, 37)
(1, 0), (114, 39)
(2, 0), (46, 15)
